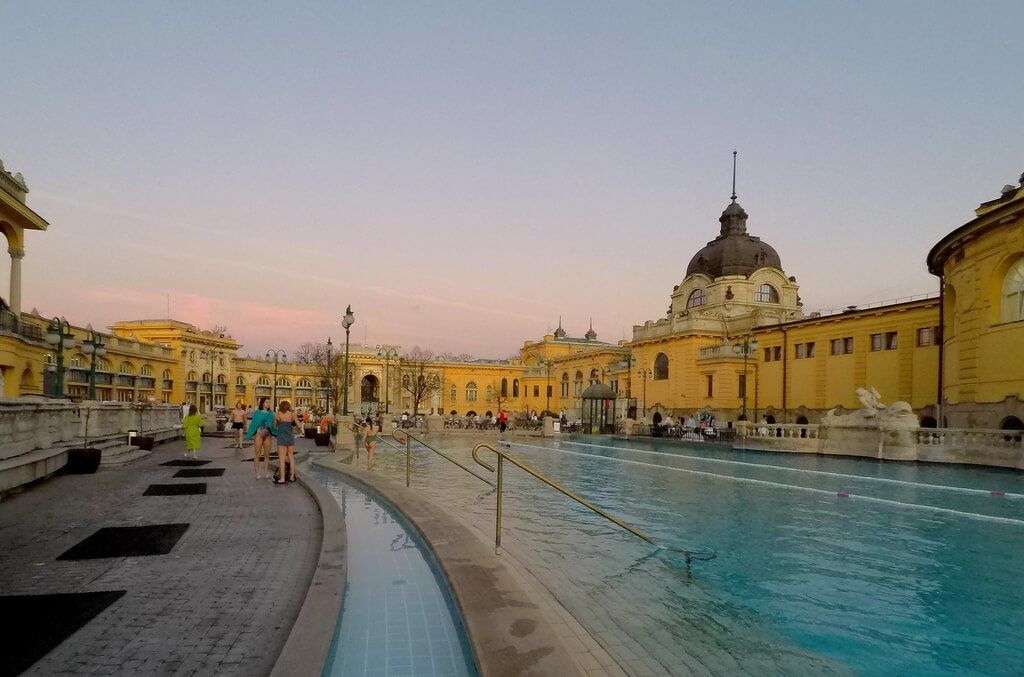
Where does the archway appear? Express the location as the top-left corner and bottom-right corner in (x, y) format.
(360, 375), (379, 403)
(796, 416), (808, 425)
(920, 416), (937, 429)
(1001, 416), (1024, 430)
(765, 415), (776, 424)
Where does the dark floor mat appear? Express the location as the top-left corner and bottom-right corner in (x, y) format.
(0, 590), (126, 676)
(143, 483), (207, 496)
(172, 468), (224, 478)
(57, 524), (190, 560)
(160, 459), (212, 467)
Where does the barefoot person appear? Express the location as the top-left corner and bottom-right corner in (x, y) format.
(274, 401), (300, 484)
(364, 415), (377, 469)
(230, 401), (246, 448)
(246, 397), (275, 480)
(182, 405), (204, 459)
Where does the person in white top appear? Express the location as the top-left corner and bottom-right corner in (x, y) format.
(181, 402), (190, 420)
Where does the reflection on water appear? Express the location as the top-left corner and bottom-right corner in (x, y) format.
(362, 433), (1024, 676)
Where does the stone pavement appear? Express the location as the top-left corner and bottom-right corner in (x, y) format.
(0, 435), (322, 676)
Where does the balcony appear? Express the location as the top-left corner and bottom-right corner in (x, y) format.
(162, 379), (174, 390)
(186, 380), (198, 391)
(215, 383), (227, 394)
(697, 343), (756, 362)
(114, 374), (135, 387)
(255, 386), (271, 396)
(0, 309), (45, 342)
(296, 387), (313, 394)
(67, 368), (90, 384)
(138, 376), (156, 388)
(94, 372), (112, 385)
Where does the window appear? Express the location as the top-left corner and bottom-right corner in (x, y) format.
(686, 289), (707, 309)
(886, 332), (898, 350)
(202, 371), (211, 382)
(257, 375), (270, 386)
(916, 327), (939, 347)
(98, 358), (110, 372)
(70, 355), (85, 368)
(277, 377), (290, 387)
(217, 374), (226, 384)
(531, 385), (538, 397)
(466, 382), (477, 402)
(795, 343), (806, 359)
(611, 380), (619, 393)
(845, 337), (854, 354)
(773, 346), (781, 361)
(486, 385), (493, 402)
(764, 347), (772, 362)
(1002, 256), (1024, 322)
(754, 284), (779, 303)
(560, 372), (569, 397)
(119, 362), (135, 374)
(402, 374), (410, 388)
(163, 370), (172, 380)
(141, 364), (153, 377)
(589, 368), (600, 385)
(831, 338), (854, 355)
(871, 334), (883, 352)
(653, 353), (669, 380)
(574, 371), (583, 396)
(501, 378), (508, 397)
(449, 386), (456, 401)
(807, 342), (815, 357)
(236, 376), (246, 386)
(738, 374), (746, 398)
(706, 374), (714, 397)
(512, 379), (519, 397)
(297, 378), (312, 388)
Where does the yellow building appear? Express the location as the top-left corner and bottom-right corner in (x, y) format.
(927, 175), (1024, 430)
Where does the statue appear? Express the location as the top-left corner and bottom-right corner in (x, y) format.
(821, 386), (920, 461)
(855, 387), (884, 415)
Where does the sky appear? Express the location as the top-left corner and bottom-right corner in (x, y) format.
(1, 1), (1021, 358)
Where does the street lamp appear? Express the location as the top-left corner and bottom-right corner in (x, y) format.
(732, 336), (759, 422)
(81, 330), (107, 400)
(637, 367), (652, 422)
(325, 337), (333, 414)
(45, 317), (75, 399)
(537, 356), (554, 415)
(341, 305), (355, 415)
(266, 349), (287, 409)
(376, 345), (399, 414)
(202, 348), (224, 414)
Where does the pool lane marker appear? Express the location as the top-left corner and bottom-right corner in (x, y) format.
(508, 442), (1024, 528)
(549, 438), (1024, 500)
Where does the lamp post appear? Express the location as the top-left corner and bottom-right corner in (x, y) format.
(202, 348), (224, 414)
(81, 331), (107, 401)
(341, 305), (355, 415)
(537, 356), (554, 415)
(45, 317), (75, 399)
(325, 337), (333, 414)
(376, 345), (398, 414)
(732, 336), (759, 422)
(637, 367), (652, 422)
(266, 349), (286, 409)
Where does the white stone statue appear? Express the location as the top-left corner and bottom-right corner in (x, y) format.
(855, 386), (884, 416)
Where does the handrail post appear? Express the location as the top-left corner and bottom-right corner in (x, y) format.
(405, 430), (411, 488)
(495, 455), (503, 554)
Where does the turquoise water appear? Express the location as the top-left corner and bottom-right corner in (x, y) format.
(362, 433), (1024, 676)
(311, 466), (477, 677)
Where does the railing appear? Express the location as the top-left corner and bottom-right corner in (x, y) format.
(137, 376), (156, 388)
(67, 368), (90, 384)
(917, 427), (1023, 450)
(736, 422), (820, 440)
(94, 372), (112, 385)
(162, 379), (173, 390)
(471, 442), (713, 564)
(697, 343), (754, 361)
(214, 383), (227, 394)
(185, 380), (198, 391)
(393, 428), (494, 489)
(0, 309), (45, 342)
(114, 374), (135, 387)
(626, 422), (738, 443)
(808, 291), (939, 318)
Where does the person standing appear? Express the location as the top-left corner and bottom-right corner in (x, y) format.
(182, 405), (204, 459)
(273, 401), (299, 484)
(246, 397), (276, 480)
(230, 401), (246, 448)
(364, 415), (377, 469)
(498, 409), (508, 433)
(181, 401), (190, 420)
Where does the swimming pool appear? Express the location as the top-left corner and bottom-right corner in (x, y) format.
(310, 466), (477, 677)
(363, 433), (1024, 676)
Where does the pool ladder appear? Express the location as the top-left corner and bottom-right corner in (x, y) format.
(392, 429), (495, 489)
(472, 442), (714, 564)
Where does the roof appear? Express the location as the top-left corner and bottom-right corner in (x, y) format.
(685, 200), (783, 278)
(927, 182), (1024, 275)
(581, 382), (617, 399)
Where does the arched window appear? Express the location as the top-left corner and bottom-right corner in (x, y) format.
(501, 378), (508, 397)
(589, 368), (600, 385)
(561, 372), (570, 397)
(754, 284), (779, 303)
(574, 371), (584, 397)
(402, 374), (410, 388)
(1001, 257), (1024, 322)
(216, 373), (226, 384)
(187, 370), (197, 381)
(277, 377), (291, 387)
(70, 354), (85, 369)
(653, 353), (669, 380)
(686, 289), (707, 308)
(141, 364), (153, 377)
(449, 385), (457, 401)
(512, 379), (519, 397)
(466, 381), (477, 402)
(119, 362), (135, 375)
(297, 378), (312, 388)
(257, 375), (271, 386)
(163, 370), (172, 380)
(486, 385), (493, 402)
(44, 353), (54, 365)
(98, 358), (110, 372)
(201, 371), (211, 382)
(236, 376), (246, 386)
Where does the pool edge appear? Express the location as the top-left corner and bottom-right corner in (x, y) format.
(313, 456), (588, 677)
(269, 458), (348, 677)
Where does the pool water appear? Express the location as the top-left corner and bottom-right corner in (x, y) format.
(310, 466), (477, 677)
(362, 433), (1024, 676)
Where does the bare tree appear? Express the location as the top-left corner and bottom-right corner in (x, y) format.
(294, 342), (343, 413)
(490, 377), (509, 414)
(399, 347), (441, 417)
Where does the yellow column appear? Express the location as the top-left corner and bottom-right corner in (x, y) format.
(8, 246), (23, 315)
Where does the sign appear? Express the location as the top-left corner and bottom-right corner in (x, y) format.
(552, 421), (561, 433)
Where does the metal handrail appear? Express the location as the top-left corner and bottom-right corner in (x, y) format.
(394, 428), (495, 489)
(346, 421), (363, 459)
(472, 442), (713, 564)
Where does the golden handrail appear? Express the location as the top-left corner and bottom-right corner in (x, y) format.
(471, 442), (710, 564)
(394, 428), (495, 488)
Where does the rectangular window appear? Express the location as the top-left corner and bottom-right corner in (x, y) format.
(831, 339), (844, 355)
(738, 374), (746, 398)
(795, 343), (806, 359)
(871, 333), (883, 351)
(706, 374), (714, 398)
(773, 346), (782, 361)
(886, 331), (898, 350)
(611, 380), (619, 393)
(807, 341), (815, 357)
(844, 337), (854, 354)
(764, 347), (772, 362)
(917, 327), (933, 347)
(534, 385), (540, 397)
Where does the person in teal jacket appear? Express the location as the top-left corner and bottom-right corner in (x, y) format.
(182, 404), (204, 459)
(246, 397), (277, 480)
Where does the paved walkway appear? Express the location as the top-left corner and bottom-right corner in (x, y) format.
(0, 435), (322, 676)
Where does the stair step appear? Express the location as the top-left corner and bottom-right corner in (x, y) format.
(99, 444), (148, 466)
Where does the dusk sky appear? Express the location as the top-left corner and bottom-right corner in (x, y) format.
(1, 2), (1021, 357)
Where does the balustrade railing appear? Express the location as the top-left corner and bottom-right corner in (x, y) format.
(917, 428), (1024, 450)
(114, 374), (135, 387)
(736, 422), (820, 439)
(94, 372), (112, 385)
(162, 379), (173, 390)
(137, 376), (156, 388)
(185, 380), (198, 391)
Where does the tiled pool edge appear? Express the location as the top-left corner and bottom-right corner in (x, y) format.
(313, 457), (588, 677)
(269, 463), (347, 677)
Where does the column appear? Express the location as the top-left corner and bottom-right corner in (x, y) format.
(9, 247), (24, 315)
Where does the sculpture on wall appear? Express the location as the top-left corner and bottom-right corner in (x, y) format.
(824, 387), (918, 429)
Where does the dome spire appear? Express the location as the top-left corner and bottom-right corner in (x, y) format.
(584, 317), (597, 341)
(554, 316), (567, 339)
(731, 149), (738, 202)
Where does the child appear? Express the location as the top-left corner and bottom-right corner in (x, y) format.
(182, 404), (204, 458)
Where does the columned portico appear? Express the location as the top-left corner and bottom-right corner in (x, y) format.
(0, 160), (47, 315)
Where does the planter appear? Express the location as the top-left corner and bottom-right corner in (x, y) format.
(313, 432), (332, 447)
(303, 427), (318, 438)
(67, 447), (102, 474)
(133, 435), (155, 451)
